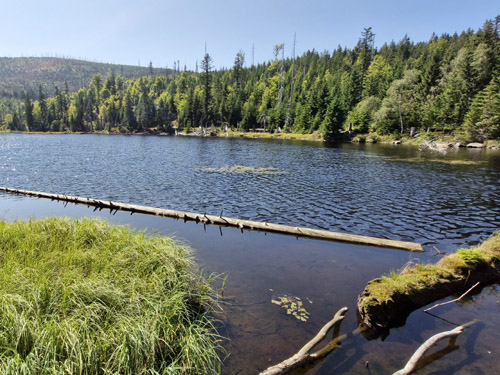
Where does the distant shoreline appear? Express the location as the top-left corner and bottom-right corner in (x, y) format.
(1, 129), (499, 149)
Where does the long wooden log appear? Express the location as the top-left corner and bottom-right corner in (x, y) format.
(0, 187), (423, 251)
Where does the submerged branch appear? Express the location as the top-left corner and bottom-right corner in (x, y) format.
(259, 307), (348, 375)
(393, 326), (464, 375)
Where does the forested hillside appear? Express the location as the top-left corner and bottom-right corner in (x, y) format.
(1, 17), (499, 141)
(0, 57), (169, 99)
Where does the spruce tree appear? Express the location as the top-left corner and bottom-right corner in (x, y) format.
(200, 53), (213, 127)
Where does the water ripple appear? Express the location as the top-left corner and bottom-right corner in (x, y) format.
(0, 134), (499, 252)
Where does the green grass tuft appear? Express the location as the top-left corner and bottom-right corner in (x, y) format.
(457, 247), (486, 266)
(0, 217), (222, 375)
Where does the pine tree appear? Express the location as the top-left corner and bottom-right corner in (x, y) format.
(463, 79), (500, 141)
(24, 94), (34, 131)
(122, 92), (137, 132)
(38, 85), (48, 131)
(200, 53), (213, 127)
(320, 94), (345, 140)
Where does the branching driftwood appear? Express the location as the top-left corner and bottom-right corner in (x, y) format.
(424, 282), (480, 312)
(0, 187), (423, 251)
(392, 326), (464, 375)
(259, 307), (348, 375)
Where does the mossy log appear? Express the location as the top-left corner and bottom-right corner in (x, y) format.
(357, 233), (500, 338)
(0, 187), (423, 251)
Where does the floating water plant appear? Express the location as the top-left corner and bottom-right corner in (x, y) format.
(0, 217), (222, 375)
(202, 165), (288, 175)
(271, 295), (310, 322)
(388, 157), (485, 166)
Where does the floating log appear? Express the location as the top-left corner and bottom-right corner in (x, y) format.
(357, 232), (500, 337)
(0, 187), (423, 251)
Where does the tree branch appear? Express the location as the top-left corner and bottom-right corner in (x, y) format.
(424, 282), (480, 312)
(259, 307), (348, 375)
(392, 326), (464, 375)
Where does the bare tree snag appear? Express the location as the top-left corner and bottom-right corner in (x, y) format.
(259, 307), (348, 375)
(392, 326), (464, 375)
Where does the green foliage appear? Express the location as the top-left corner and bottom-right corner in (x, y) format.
(463, 79), (500, 141)
(373, 69), (420, 134)
(362, 55), (394, 99)
(347, 96), (381, 132)
(0, 217), (222, 375)
(320, 94), (345, 139)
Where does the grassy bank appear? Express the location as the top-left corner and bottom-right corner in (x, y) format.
(358, 232), (500, 333)
(0, 217), (221, 374)
(222, 129), (323, 141)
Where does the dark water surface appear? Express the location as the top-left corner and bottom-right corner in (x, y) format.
(1, 133), (500, 374)
(1, 134), (499, 251)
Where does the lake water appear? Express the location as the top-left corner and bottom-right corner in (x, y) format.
(1, 133), (499, 374)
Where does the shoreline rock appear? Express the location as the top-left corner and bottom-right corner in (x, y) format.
(466, 142), (485, 148)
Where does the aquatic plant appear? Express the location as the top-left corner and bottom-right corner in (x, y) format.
(271, 295), (310, 322)
(202, 165), (288, 175)
(457, 247), (487, 266)
(0, 217), (222, 374)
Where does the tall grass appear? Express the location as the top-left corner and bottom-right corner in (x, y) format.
(0, 217), (222, 374)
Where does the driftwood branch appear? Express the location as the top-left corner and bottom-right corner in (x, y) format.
(392, 325), (464, 375)
(0, 187), (423, 251)
(424, 282), (480, 312)
(259, 307), (348, 375)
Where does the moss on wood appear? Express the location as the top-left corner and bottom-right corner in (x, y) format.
(357, 232), (500, 338)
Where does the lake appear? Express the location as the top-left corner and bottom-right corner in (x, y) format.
(1, 133), (499, 374)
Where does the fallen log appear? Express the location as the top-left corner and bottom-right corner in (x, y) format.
(357, 233), (500, 337)
(393, 325), (464, 375)
(0, 187), (423, 251)
(259, 307), (348, 375)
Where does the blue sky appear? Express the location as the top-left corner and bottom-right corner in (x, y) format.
(0, 0), (498, 69)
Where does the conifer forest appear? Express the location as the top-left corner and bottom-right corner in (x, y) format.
(1, 17), (499, 142)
